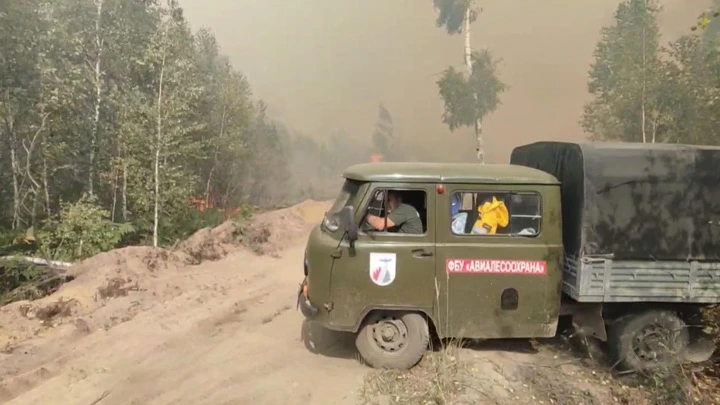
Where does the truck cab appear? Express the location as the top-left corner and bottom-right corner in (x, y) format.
(298, 162), (565, 369)
(299, 147), (718, 371)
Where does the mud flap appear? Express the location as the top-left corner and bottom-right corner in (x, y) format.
(684, 331), (716, 363)
(565, 302), (608, 341)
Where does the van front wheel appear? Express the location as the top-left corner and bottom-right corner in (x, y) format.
(355, 311), (429, 370)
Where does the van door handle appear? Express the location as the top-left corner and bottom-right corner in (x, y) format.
(412, 249), (434, 258)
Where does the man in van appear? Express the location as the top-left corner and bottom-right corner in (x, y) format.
(364, 190), (423, 234)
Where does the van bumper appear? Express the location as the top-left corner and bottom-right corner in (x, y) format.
(296, 279), (318, 319)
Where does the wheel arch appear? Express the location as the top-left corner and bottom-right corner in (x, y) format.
(602, 302), (707, 325)
(349, 306), (438, 335)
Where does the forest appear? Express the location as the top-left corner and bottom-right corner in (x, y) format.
(0, 0), (719, 264)
(0, 0), (422, 267)
(580, 0), (720, 144)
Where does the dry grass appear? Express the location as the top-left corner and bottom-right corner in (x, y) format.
(358, 340), (470, 405)
(624, 306), (720, 405)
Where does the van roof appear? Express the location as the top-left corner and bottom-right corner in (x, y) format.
(343, 162), (559, 185)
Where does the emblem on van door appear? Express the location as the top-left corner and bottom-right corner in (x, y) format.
(370, 252), (397, 286)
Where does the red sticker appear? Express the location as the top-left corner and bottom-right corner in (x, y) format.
(446, 259), (546, 275)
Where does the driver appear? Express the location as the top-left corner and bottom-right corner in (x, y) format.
(365, 190), (423, 234)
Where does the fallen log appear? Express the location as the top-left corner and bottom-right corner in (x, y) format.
(1, 256), (73, 268)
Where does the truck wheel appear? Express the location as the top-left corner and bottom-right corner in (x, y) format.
(608, 310), (689, 371)
(355, 311), (429, 369)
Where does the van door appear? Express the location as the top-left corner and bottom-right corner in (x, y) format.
(435, 184), (562, 339)
(327, 183), (437, 331)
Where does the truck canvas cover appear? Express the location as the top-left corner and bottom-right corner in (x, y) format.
(510, 141), (720, 261)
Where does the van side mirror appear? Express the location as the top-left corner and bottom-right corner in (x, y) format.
(339, 206), (358, 242)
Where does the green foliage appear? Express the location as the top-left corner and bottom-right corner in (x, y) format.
(432, 0), (476, 35)
(584, 0), (720, 145)
(38, 193), (134, 261)
(691, 3), (720, 33)
(437, 50), (507, 132)
(0, 0), (424, 265)
(581, 0), (667, 143)
(660, 34), (720, 144)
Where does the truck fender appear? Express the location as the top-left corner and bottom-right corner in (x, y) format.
(560, 302), (607, 342)
(349, 305), (438, 335)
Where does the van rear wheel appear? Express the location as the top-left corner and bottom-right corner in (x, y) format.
(607, 310), (689, 371)
(355, 311), (429, 369)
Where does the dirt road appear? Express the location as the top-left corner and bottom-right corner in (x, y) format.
(0, 201), (651, 405)
(1, 245), (368, 405)
(0, 202), (368, 405)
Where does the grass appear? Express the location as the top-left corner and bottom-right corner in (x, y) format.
(641, 305), (720, 405)
(358, 339), (468, 405)
(357, 275), (477, 405)
(606, 305), (720, 405)
(355, 284), (720, 405)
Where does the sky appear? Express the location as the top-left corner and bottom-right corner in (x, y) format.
(178, 0), (710, 163)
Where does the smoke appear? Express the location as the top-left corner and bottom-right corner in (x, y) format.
(179, 0), (710, 163)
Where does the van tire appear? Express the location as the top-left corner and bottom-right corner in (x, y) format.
(607, 310), (689, 371)
(355, 311), (429, 370)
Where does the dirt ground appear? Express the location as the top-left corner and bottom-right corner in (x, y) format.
(0, 200), (683, 405)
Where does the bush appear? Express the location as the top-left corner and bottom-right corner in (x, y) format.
(38, 193), (135, 262)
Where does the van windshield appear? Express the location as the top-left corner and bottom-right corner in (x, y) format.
(322, 179), (362, 232)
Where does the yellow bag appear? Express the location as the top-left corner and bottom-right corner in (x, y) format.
(474, 197), (509, 234)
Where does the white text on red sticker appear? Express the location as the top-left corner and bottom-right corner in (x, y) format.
(446, 259), (546, 275)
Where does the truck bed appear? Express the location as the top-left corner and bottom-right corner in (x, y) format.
(563, 255), (720, 303)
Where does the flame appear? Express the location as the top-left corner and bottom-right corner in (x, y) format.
(190, 195), (244, 220)
(371, 154), (384, 163)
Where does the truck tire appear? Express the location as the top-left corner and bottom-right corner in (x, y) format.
(607, 310), (689, 371)
(355, 311), (429, 369)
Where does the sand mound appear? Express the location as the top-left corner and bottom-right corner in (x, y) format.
(292, 199), (332, 223)
(251, 199), (331, 255)
(0, 246), (191, 348)
(176, 199), (330, 260)
(0, 200), (331, 350)
(176, 221), (239, 263)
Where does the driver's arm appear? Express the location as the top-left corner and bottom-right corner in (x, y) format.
(366, 214), (396, 231)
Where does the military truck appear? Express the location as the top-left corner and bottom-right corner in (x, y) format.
(297, 141), (720, 371)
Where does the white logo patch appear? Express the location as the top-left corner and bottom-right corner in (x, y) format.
(369, 252), (397, 286)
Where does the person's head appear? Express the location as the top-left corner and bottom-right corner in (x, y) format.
(451, 193), (461, 216)
(387, 191), (403, 211)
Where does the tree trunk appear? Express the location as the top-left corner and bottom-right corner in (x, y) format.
(464, 8), (472, 75)
(464, 7), (484, 163)
(153, 50), (166, 248)
(205, 105), (226, 205)
(4, 112), (22, 229)
(9, 126), (20, 229)
(122, 160), (128, 221)
(24, 114), (48, 229)
(31, 186), (39, 228)
(640, 24), (647, 143)
(88, 0), (104, 195)
(117, 111), (129, 221)
(42, 150), (50, 215)
(111, 165), (118, 222)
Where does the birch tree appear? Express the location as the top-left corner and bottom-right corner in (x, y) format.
(0, 0), (421, 262)
(432, 0), (506, 163)
(145, 1), (204, 247)
(581, 0), (667, 143)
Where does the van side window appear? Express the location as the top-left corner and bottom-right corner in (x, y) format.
(361, 189), (427, 234)
(450, 192), (541, 236)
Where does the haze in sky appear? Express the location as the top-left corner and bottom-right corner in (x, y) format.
(179, 0), (709, 163)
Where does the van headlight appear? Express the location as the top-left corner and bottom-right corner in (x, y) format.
(323, 215), (339, 232)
